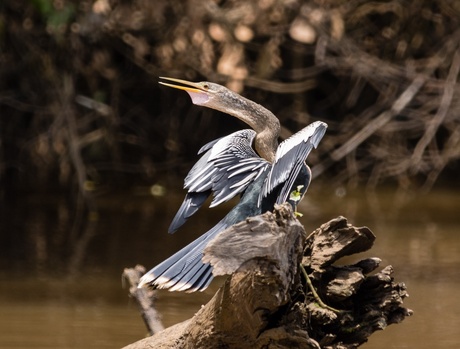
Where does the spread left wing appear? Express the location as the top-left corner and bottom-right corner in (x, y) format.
(169, 129), (269, 233)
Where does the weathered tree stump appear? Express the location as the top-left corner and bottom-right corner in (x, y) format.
(123, 204), (411, 349)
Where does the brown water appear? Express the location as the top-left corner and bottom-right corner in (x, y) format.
(1, 185), (459, 348)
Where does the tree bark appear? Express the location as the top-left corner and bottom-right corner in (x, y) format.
(123, 204), (412, 349)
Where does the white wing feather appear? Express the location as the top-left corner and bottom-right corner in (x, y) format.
(260, 121), (327, 204)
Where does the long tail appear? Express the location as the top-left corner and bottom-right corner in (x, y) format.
(141, 170), (269, 292)
(138, 220), (228, 292)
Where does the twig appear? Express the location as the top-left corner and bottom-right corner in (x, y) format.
(313, 74), (428, 178)
(411, 46), (460, 171)
(300, 264), (341, 313)
(123, 265), (165, 335)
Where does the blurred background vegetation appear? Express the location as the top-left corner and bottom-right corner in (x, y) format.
(1, 0), (460, 275)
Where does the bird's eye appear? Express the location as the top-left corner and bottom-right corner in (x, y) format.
(202, 83), (209, 90)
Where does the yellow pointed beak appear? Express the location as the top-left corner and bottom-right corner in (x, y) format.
(159, 77), (206, 93)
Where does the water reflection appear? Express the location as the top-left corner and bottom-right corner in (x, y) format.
(0, 187), (459, 348)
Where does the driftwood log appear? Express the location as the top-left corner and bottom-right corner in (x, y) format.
(123, 204), (412, 349)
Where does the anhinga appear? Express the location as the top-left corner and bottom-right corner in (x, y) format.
(138, 77), (327, 292)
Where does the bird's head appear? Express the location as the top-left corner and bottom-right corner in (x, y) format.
(159, 76), (281, 162)
(159, 76), (232, 110)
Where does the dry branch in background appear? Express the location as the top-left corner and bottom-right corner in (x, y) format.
(124, 204), (411, 349)
(1, 0), (460, 197)
(2, 0), (459, 282)
(103, 0), (460, 190)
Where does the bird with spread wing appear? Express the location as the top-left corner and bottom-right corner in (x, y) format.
(138, 77), (327, 292)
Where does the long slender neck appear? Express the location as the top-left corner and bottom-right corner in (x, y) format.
(209, 93), (280, 162)
(254, 128), (279, 163)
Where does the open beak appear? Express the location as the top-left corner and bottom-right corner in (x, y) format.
(159, 77), (211, 105)
(159, 77), (206, 93)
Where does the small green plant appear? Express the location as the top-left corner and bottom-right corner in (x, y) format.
(289, 185), (304, 217)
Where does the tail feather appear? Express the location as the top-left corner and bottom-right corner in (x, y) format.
(197, 268), (214, 290)
(143, 231), (208, 282)
(139, 221), (227, 292)
(187, 267), (214, 292)
(167, 253), (209, 291)
(170, 262), (210, 292)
